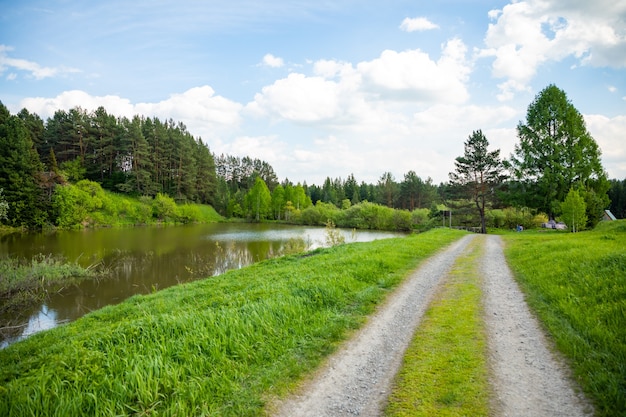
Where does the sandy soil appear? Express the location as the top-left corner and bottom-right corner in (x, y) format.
(270, 234), (593, 417)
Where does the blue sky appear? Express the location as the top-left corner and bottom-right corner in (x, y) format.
(1, 0), (625, 185)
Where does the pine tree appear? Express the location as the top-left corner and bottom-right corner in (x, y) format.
(449, 129), (503, 234)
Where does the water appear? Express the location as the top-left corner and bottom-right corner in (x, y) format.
(0, 223), (402, 347)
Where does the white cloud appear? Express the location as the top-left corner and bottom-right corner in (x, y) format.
(399, 17), (439, 32)
(248, 73), (345, 123)
(136, 86), (242, 128)
(585, 114), (626, 179)
(260, 53), (285, 68)
(20, 90), (135, 119)
(0, 45), (80, 80)
(358, 39), (470, 103)
(480, 0), (626, 100)
(18, 86), (243, 144)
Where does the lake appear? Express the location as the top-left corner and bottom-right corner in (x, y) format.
(0, 223), (403, 347)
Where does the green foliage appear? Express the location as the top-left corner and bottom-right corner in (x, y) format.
(0, 188), (8, 222)
(608, 178), (626, 219)
(449, 129), (504, 234)
(0, 229), (464, 417)
(503, 221), (626, 417)
(487, 207), (547, 230)
(559, 188), (587, 232)
(245, 177), (271, 221)
(152, 192), (178, 221)
(50, 184), (221, 228)
(59, 157), (86, 182)
(509, 84), (608, 218)
(0, 102), (48, 228)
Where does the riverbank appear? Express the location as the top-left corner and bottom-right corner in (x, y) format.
(0, 228), (464, 416)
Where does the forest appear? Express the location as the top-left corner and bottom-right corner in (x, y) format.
(1, 84), (625, 231)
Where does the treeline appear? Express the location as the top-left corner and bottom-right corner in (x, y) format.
(1, 95), (625, 230)
(0, 101), (442, 229)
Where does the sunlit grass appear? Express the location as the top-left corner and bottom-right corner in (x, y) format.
(0, 228), (465, 417)
(503, 220), (626, 417)
(385, 236), (489, 417)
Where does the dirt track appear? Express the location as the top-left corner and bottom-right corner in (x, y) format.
(271, 234), (593, 417)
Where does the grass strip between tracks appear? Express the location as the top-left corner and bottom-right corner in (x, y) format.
(0, 228), (465, 417)
(385, 236), (490, 417)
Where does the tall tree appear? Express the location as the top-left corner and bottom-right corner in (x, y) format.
(0, 102), (48, 227)
(377, 172), (398, 208)
(608, 179), (626, 219)
(560, 188), (587, 233)
(194, 138), (217, 204)
(449, 129), (503, 234)
(271, 184), (285, 220)
(245, 177), (271, 221)
(509, 84), (609, 220)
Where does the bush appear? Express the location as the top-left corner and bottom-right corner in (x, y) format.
(152, 193), (178, 221)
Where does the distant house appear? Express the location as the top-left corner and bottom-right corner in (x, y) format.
(603, 209), (617, 221)
(542, 219), (567, 230)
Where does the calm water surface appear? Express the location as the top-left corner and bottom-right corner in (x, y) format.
(0, 223), (402, 347)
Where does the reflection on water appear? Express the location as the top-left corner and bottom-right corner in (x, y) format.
(0, 305), (61, 349)
(0, 223), (403, 347)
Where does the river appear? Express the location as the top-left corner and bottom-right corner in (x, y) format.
(0, 223), (403, 347)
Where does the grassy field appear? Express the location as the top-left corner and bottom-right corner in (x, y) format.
(502, 220), (626, 417)
(385, 236), (489, 417)
(0, 228), (464, 417)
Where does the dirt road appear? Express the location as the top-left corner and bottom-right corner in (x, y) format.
(271, 234), (593, 416)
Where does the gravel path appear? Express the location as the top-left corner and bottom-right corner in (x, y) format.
(481, 235), (593, 417)
(271, 234), (593, 416)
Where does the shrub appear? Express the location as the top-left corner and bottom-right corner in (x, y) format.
(152, 193), (178, 221)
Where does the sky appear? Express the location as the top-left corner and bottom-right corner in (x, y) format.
(1, 0), (625, 186)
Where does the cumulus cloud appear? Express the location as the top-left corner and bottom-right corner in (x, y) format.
(0, 45), (80, 80)
(479, 0), (626, 100)
(399, 17), (439, 32)
(585, 114), (626, 179)
(20, 90), (135, 119)
(260, 53), (285, 68)
(358, 38), (470, 103)
(19, 86), (243, 143)
(136, 86), (243, 127)
(248, 73), (344, 123)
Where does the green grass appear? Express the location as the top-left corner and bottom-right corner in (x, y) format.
(502, 220), (626, 417)
(384, 236), (489, 417)
(0, 228), (465, 417)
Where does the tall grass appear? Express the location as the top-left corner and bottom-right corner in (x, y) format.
(0, 229), (465, 416)
(503, 220), (626, 417)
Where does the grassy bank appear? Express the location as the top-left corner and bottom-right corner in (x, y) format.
(385, 236), (489, 416)
(0, 228), (464, 416)
(53, 180), (223, 228)
(503, 220), (626, 417)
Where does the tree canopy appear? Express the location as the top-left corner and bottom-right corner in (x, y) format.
(508, 84), (609, 224)
(449, 130), (504, 234)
